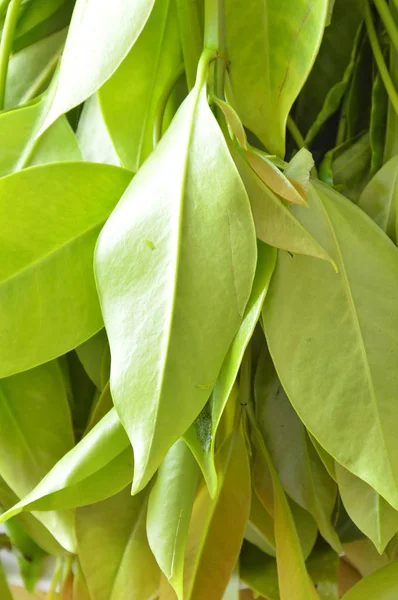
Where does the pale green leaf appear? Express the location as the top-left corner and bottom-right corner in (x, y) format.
(76, 329), (110, 391)
(5, 28), (65, 108)
(263, 180), (398, 510)
(358, 156), (398, 242)
(284, 148), (315, 197)
(95, 77), (257, 493)
(341, 562), (398, 599)
(306, 544), (339, 600)
(336, 464), (398, 554)
(185, 241), (276, 496)
(0, 361), (75, 552)
(234, 151), (335, 266)
(255, 347), (341, 552)
(0, 162), (131, 377)
(225, 0), (328, 156)
(184, 427), (251, 600)
(76, 94), (121, 166)
(0, 409), (131, 520)
(0, 99), (81, 177)
(41, 0), (156, 131)
(240, 542), (279, 600)
(147, 440), (199, 599)
(98, 0), (181, 171)
(77, 487), (160, 600)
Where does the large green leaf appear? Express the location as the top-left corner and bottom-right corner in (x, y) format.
(184, 426), (251, 600)
(240, 541), (279, 600)
(224, 0), (328, 156)
(0, 99), (81, 177)
(5, 28), (66, 108)
(76, 94), (121, 166)
(358, 156), (398, 242)
(77, 487), (160, 600)
(0, 361), (75, 552)
(76, 329), (110, 391)
(99, 0), (181, 171)
(234, 151), (335, 266)
(336, 464), (398, 553)
(0, 162), (131, 377)
(147, 439), (199, 598)
(95, 67), (257, 494)
(41, 0), (156, 131)
(263, 180), (398, 510)
(255, 348), (340, 552)
(185, 241), (276, 496)
(250, 421), (319, 600)
(341, 562), (398, 599)
(0, 409), (131, 520)
(306, 544), (339, 600)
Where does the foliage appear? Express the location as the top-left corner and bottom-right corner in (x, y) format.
(2, 0), (398, 598)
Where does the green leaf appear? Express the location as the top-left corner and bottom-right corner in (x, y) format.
(319, 133), (371, 202)
(336, 464), (398, 553)
(76, 330), (110, 392)
(12, 1), (74, 53)
(0, 360), (75, 552)
(77, 487), (160, 600)
(0, 409), (131, 520)
(250, 421), (320, 600)
(341, 562), (398, 599)
(370, 73), (388, 176)
(0, 99), (81, 177)
(224, 0), (328, 156)
(76, 94), (121, 166)
(98, 0), (181, 171)
(245, 491), (276, 557)
(263, 180), (398, 511)
(0, 162), (132, 377)
(343, 538), (390, 577)
(184, 426), (251, 600)
(95, 71), (257, 494)
(72, 560), (91, 600)
(240, 541), (279, 600)
(358, 156), (398, 242)
(185, 241), (276, 496)
(254, 347), (341, 552)
(4, 517), (46, 592)
(234, 151), (335, 266)
(5, 28), (66, 108)
(306, 544), (339, 600)
(41, 0), (156, 131)
(0, 560), (12, 600)
(147, 439), (199, 598)
(295, 0), (364, 143)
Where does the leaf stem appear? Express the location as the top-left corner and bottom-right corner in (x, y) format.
(175, 0), (203, 90)
(204, 0), (226, 97)
(287, 115), (307, 150)
(0, 0), (20, 110)
(374, 0), (398, 53)
(46, 558), (63, 600)
(365, 0), (398, 115)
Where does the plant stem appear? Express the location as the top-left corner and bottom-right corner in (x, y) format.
(204, 0), (226, 97)
(175, 0), (202, 91)
(47, 558), (63, 600)
(0, 0), (10, 18)
(0, 0), (20, 110)
(287, 115), (307, 150)
(365, 0), (398, 115)
(374, 0), (398, 53)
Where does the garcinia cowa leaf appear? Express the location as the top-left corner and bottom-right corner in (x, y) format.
(95, 58), (257, 494)
(0, 162), (132, 377)
(263, 180), (398, 511)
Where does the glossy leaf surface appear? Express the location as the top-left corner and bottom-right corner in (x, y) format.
(341, 562), (398, 599)
(0, 162), (131, 377)
(42, 0), (156, 130)
(99, 0), (181, 171)
(96, 77), (257, 493)
(225, 0), (328, 156)
(263, 180), (398, 510)
(77, 487), (159, 600)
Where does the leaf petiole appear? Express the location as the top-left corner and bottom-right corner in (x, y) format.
(0, 0), (20, 110)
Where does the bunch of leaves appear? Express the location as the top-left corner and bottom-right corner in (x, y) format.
(3, 0), (398, 598)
